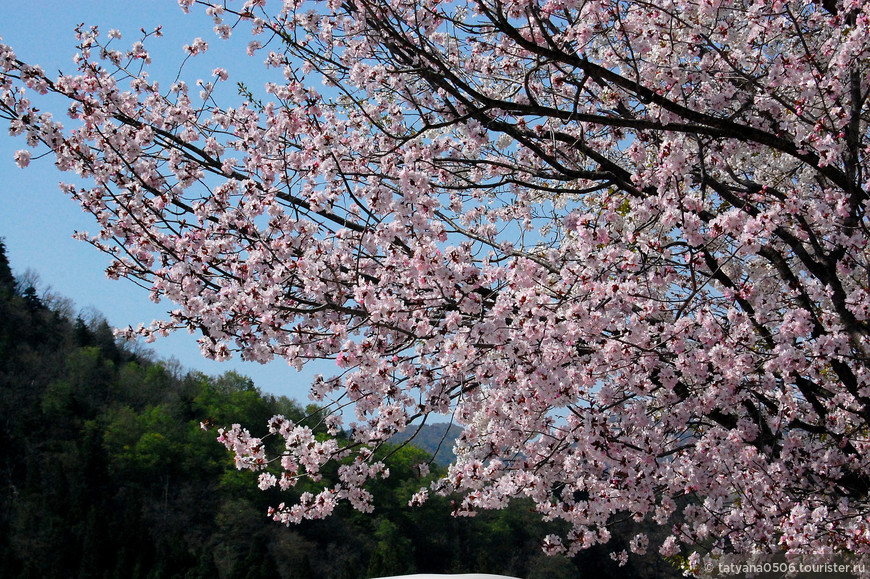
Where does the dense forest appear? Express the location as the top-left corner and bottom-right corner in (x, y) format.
(0, 239), (680, 578)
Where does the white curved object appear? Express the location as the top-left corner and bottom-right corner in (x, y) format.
(374, 575), (520, 579)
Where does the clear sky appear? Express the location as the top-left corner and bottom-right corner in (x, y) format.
(0, 1), (326, 402)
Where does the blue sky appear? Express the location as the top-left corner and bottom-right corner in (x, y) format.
(0, 1), (325, 401)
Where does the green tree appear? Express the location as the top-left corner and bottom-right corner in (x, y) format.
(0, 239), (14, 297)
(366, 518), (416, 578)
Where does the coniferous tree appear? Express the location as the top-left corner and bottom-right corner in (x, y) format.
(0, 239), (14, 297)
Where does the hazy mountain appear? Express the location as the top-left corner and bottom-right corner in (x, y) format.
(391, 422), (462, 466)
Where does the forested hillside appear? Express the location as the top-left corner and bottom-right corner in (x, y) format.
(0, 239), (678, 578)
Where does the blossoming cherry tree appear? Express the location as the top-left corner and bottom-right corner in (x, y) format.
(2, 0), (870, 568)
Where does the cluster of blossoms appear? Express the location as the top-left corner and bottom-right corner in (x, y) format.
(3, 0), (870, 571)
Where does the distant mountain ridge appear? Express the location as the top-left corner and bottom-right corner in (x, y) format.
(390, 423), (462, 466)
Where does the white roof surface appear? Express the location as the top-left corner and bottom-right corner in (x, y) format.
(374, 575), (519, 579)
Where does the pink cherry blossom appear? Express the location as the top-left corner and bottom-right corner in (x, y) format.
(183, 37), (208, 56)
(13, 149), (30, 168)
